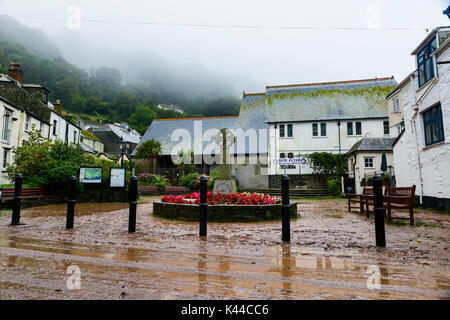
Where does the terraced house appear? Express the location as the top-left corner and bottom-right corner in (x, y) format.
(0, 62), (81, 184)
(386, 26), (450, 211)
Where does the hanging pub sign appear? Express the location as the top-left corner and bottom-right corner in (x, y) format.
(79, 167), (102, 184)
(110, 167), (126, 188)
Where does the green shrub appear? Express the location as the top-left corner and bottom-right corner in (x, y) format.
(178, 173), (200, 189)
(137, 173), (169, 190)
(326, 177), (342, 197)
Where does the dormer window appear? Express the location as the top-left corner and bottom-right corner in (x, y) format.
(417, 37), (437, 88)
(43, 92), (48, 105)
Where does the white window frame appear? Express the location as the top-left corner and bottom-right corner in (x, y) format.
(364, 157), (374, 168)
(25, 114), (30, 131)
(393, 96), (400, 112)
(2, 108), (12, 144)
(2, 148), (10, 170)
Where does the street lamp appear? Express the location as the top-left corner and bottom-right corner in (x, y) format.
(119, 136), (125, 167)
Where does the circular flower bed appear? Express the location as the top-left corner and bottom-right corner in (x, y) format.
(161, 192), (281, 205)
(154, 192), (297, 222)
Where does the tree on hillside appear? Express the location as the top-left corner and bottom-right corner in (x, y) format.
(128, 105), (157, 135)
(134, 139), (162, 174)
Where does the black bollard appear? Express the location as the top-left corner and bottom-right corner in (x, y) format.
(199, 175), (208, 237)
(128, 176), (138, 233)
(66, 176), (77, 229)
(281, 175), (290, 242)
(11, 174), (23, 225)
(373, 175), (386, 247)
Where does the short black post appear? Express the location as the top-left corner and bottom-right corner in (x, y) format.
(66, 176), (77, 229)
(281, 175), (290, 242)
(199, 175), (208, 237)
(128, 176), (138, 233)
(373, 175), (386, 247)
(11, 174), (23, 225)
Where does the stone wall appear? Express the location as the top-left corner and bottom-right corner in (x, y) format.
(153, 200), (298, 222)
(269, 174), (328, 189)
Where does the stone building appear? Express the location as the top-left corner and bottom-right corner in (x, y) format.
(92, 123), (141, 159)
(386, 26), (450, 211)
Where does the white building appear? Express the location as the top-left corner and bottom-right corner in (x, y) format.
(387, 27), (450, 211)
(0, 62), (81, 184)
(264, 78), (397, 176)
(157, 104), (183, 114)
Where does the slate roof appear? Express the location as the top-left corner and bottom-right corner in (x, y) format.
(93, 124), (141, 144)
(346, 137), (396, 155)
(264, 77), (397, 123)
(0, 74), (52, 122)
(133, 91), (271, 157)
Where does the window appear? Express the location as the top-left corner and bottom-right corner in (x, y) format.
(287, 124), (293, 137)
(25, 114), (30, 131)
(423, 104), (444, 146)
(347, 122), (353, 135)
(279, 153), (286, 159)
(417, 37), (437, 88)
(393, 97), (400, 112)
(364, 157), (374, 168)
(279, 124), (285, 137)
(73, 131), (77, 144)
(2, 148), (9, 169)
(355, 122), (362, 135)
(2, 109), (11, 143)
(288, 152), (294, 158)
(43, 93), (48, 105)
(383, 121), (390, 135)
(39, 122), (44, 136)
(312, 123), (318, 136)
(53, 120), (57, 136)
(320, 123), (326, 136)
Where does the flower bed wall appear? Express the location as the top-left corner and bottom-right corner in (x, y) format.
(153, 200), (298, 222)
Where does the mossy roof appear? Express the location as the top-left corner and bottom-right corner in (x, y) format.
(81, 130), (102, 142)
(264, 77), (397, 123)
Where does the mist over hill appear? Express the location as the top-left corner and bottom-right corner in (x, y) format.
(0, 16), (248, 134)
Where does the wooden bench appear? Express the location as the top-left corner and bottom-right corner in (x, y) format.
(347, 187), (373, 217)
(138, 186), (158, 195)
(384, 185), (416, 225)
(0, 187), (58, 203)
(164, 186), (189, 194)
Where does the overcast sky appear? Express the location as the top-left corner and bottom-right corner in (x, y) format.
(1, 0), (449, 93)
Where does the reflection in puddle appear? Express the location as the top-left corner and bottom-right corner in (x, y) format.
(21, 202), (129, 218)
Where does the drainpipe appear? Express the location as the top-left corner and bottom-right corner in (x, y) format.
(337, 120), (341, 154)
(274, 123), (278, 175)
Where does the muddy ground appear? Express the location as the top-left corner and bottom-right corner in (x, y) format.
(0, 197), (448, 300)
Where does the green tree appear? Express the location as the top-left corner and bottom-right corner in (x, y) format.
(304, 152), (347, 175)
(128, 105), (157, 134)
(7, 129), (88, 186)
(134, 139), (162, 174)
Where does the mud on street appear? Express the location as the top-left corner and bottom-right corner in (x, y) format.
(0, 197), (449, 300)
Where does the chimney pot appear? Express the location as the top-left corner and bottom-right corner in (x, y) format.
(8, 62), (23, 83)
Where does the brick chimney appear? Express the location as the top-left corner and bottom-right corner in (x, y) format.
(54, 100), (63, 114)
(8, 62), (23, 83)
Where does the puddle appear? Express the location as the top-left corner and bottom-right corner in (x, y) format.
(21, 202), (129, 218)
